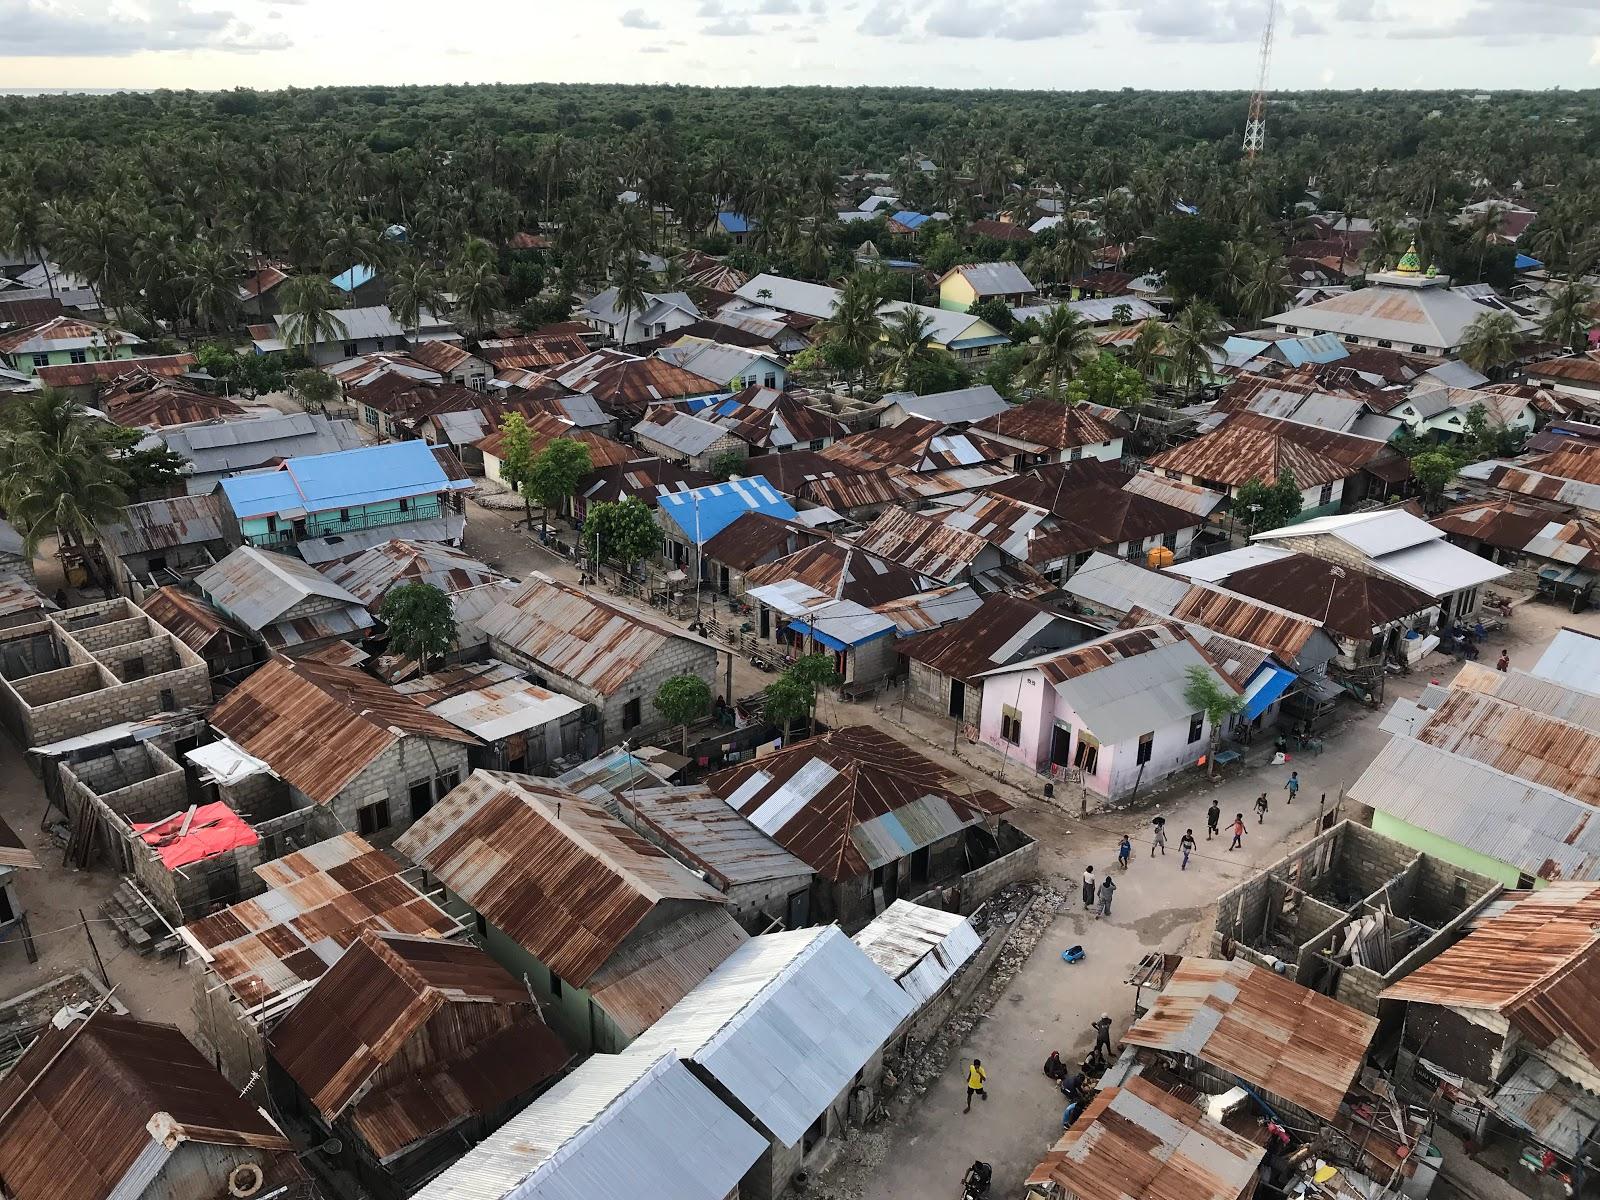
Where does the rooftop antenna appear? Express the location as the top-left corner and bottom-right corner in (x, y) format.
(1242, 0), (1278, 161)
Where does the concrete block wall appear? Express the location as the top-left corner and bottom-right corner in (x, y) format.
(94, 633), (183, 681)
(1413, 854), (1499, 926)
(220, 772), (294, 823)
(73, 614), (156, 654)
(597, 638), (720, 748)
(326, 736), (472, 848)
(13, 662), (107, 707)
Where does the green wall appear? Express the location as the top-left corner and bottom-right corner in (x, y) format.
(1369, 811), (1539, 890)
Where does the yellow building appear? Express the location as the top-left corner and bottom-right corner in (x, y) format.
(937, 262), (1038, 312)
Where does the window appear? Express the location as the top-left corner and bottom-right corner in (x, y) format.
(1136, 732), (1154, 765)
(549, 967), (564, 998)
(1188, 712), (1204, 744)
(1343, 334), (1358, 344)
(31, 353), (48, 367)
(123, 656), (147, 681)
(803, 1109), (828, 1155)
(434, 770), (460, 799)
(1411, 345), (1428, 354)
(339, 508), (351, 522)
(343, 341), (358, 357)
(409, 779), (433, 821)
(1318, 483), (1334, 506)
(1163, 530), (1178, 550)
(398, 497), (409, 512)
(357, 798), (391, 835)
(1000, 705), (1022, 745)
(763, 372), (778, 388)
(622, 697), (642, 730)
(159, 688), (175, 710)
(1069, 446), (1083, 462)
(68, 349), (87, 364)
(809, 438), (825, 451)
(364, 405), (379, 426)
(1377, 339), (1393, 349)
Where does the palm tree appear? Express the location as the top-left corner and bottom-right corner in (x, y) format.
(453, 257), (504, 337)
(183, 240), (242, 335)
(0, 188), (55, 299)
(819, 271), (885, 394)
(610, 254), (651, 346)
(1459, 311), (1521, 377)
(1214, 240), (1256, 318)
(877, 308), (934, 391)
(1361, 221), (1408, 273)
(387, 255), (447, 342)
(0, 389), (129, 583)
(278, 276), (348, 355)
(1467, 202), (1506, 283)
(1166, 301), (1228, 396)
(1239, 251), (1288, 325)
(1540, 280), (1597, 352)
(1125, 320), (1172, 386)
(1022, 304), (1096, 402)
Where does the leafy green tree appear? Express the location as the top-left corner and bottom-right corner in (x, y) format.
(101, 426), (188, 501)
(581, 497), (663, 574)
(289, 367), (338, 410)
(453, 256), (504, 336)
(379, 581), (457, 667)
(1132, 216), (1229, 305)
(1462, 404), (1522, 460)
(1540, 280), (1597, 352)
(610, 253), (651, 345)
(982, 344), (1028, 400)
(764, 671), (814, 745)
(1065, 351), (1148, 408)
(278, 276), (348, 354)
(819, 271), (885, 395)
(654, 674), (712, 754)
(1023, 304), (1097, 401)
(526, 437), (594, 534)
(905, 350), (970, 396)
(785, 651), (840, 733)
(1183, 664), (1245, 780)
(1234, 470), (1303, 534)
(1409, 449), (1463, 513)
(495, 412), (536, 520)
(1459, 311), (1520, 377)
(1124, 321), (1172, 386)
(967, 297), (1014, 335)
(387, 255), (446, 341)
(709, 450), (746, 481)
(1166, 301), (1227, 395)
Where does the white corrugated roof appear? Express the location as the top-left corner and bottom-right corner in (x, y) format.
(1257, 509), (1442, 556)
(1051, 637), (1226, 745)
(852, 900), (981, 1008)
(622, 926), (914, 1147)
(1371, 538), (1508, 597)
(411, 1053), (764, 1200)
(1165, 546), (1292, 583)
(1533, 629), (1600, 692)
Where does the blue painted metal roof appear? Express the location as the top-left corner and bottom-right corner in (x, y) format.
(717, 212), (752, 234)
(1515, 252), (1544, 271)
(657, 476), (796, 545)
(329, 263), (376, 293)
(1241, 663), (1296, 720)
(219, 440), (470, 518)
(786, 612), (896, 651)
(891, 211), (932, 229)
(1277, 333), (1350, 367)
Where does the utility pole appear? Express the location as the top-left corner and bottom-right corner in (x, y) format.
(1242, 0), (1278, 161)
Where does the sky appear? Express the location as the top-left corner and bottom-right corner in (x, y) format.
(2, 0), (1598, 93)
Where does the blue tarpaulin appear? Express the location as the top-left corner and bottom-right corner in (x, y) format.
(1241, 664), (1296, 720)
(1514, 253), (1544, 271)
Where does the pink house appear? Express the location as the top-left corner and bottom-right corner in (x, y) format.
(976, 624), (1240, 801)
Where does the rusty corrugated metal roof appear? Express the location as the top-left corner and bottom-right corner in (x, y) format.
(142, 585), (250, 654)
(1210, 552), (1434, 641)
(1145, 416), (1352, 489)
(743, 541), (929, 607)
(270, 930), (571, 1140)
(900, 592), (1067, 683)
(707, 726), (1009, 883)
(1433, 496), (1566, 554)
(32, 353), (195, 389)
(476, 573), (714, 698)
(97, 492), (226, 558)
(971, 398), (1119, 450)
(554, 351), (721, 420)
(478, 333), (593, 370)
(1123, 956), (1378, 1120)
(209, 656), (477, 805)
(321, 538), (509, 608)
(1171, 583), (1323, 661)
(105, 382), (244, 429)
(618, 784), (814, 890)
(702, 512), (811, 571)
(1415, 687), (1600, 809)
(394, 771), (730, 989)
(181, 832), (458, 1008)
(1024, 1073), (1264, 1200)
(1381, 881), (1600, 1062)
(475, 410), (633, 469)
(0, 1011), (302, 1200)
(821, 417), (1016, 473)
(851, 507), (990, 584)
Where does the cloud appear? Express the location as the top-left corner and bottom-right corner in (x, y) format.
(757, 0), (803, 11)
(1593, 35), (1600, 63)
(1131, 0), (1256, 42)
(703, 14), (755, 33)
(857, 0), (903, 34)
(1290, 5), (1326, 34)
(620, 7), (661, 26)
(697, 0), (723, 13)
(1391, 0), (1600, 38)
(0, 0), (290, 54)
(1335, 0), (1376, 17)
(640, 43), (669, 51)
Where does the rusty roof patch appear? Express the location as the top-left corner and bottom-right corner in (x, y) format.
(1207, 552), (1434, 641)
(1413, 688), (1600, 808)
(321, 538), (509, 609)
(1123, 956), (1378, 1120)
(32, 353), (196, 389)
(743, 540), (929, 607)
(851, 507), (991, 584)
(104, 382), (244, 429)
(971, 398), (1119, 450)
(142, 585), (250, 653)
(1171, 583), (1323, 660)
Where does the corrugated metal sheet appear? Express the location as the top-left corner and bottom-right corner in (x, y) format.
(180, 832), (458, 1008)
(105, 382), (245, 429)
(197, 545), (364, 631)
(873, 583), (983, 633)
(624, 927), (914, 1147)
(852, 899), (980, 1007)
(884, 383), (1010, 426)
(1123, 957), (1378, 1120)
(1024, 1074), (1265, 1200)
(1048, 635), (1237, 745)
(1212, 552), (1435, 641)
(410, 1053), (765, 1200)
(477, 573), (713, 698)
(1382, 882), (1600, 1064)
(393, 771), (728, 988)
(321, 538), (508, 608)
(1453, 663), (1600, 734)
(852, 507), (990, 584)
(219, 439), (470, 519)
(1172, 583), (1323, 661)
(1145, 417), (1351, 489)
(618, 785), (813, 889)
(555, 749), (677, 805)
(1491, 1056), (1600, 1160)
(634, 407), (729, 455)
(142, 585), (248, 654)
(707, 726), (1007, 882)
(657, 476), (797, 546)
(1414, 688), (1600, 808)
(584, 903), (751, 1040)
(901, 593), (1071, 682)
(0, 1011), (301, 1200)
(702, 512), (807, 571)
(971, 397), (1119, 450)
(1533, 627), (1600, 692)
(210, 656), (476, 805)
(1346, 737), (1600, 881)
(554, 351), (721, 420)
(98, 493), (226, 558)
(822, 417), (1016, 473)
(1063, 551), (1191, 618)
(743, 541), (930, 608)
(1123, 470), (1224, 518)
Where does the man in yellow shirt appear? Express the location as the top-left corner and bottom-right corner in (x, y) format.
(964, 1058), (987, 1112)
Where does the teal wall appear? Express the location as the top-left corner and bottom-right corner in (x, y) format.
(15, 345), (135, 377)
(240, 495), (446, 548)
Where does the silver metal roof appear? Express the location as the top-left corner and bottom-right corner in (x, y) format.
(634, 410), (727, 455)
(950, 262), (1036, 297)
(1533, 629), (1600, 692)
(97, 493), (226, 557)
(272, 304), (406, 344)
(623, 926), (913, 1147)
(851, 900), (980, 1008)
(197, 546), (363, 630)
(882, 384), (1009, 426)
(1062, 551), (1190, 618)
(411, 1053), (765, 1200)
(1346, 736), (1600, 880)
(1051, 636), (1224, 745)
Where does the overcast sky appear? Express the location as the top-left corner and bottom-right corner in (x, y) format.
(2, 0), (1597, 93)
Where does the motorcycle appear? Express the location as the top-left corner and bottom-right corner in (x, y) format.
(961, 1161), (992, 1199)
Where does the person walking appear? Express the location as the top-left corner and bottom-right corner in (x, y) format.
(1206, 800), (1221, 840)
(1151, 817), (1167, 857)
(1096, 872), (1116, 918)
(964, 1058), (988, 1112)
(1180, 828), (1196, 869)
(1229, 813), (1247, 851)
(1254, 792), (1269, 824)
(1285, 770), (1299, 804)
(1081, 865), (1096, 910)
(1117, 835), (1132, 870)
(1497, 649), (1510, 672)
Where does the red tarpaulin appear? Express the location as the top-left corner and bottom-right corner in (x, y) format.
(130, 803), (258, 870)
